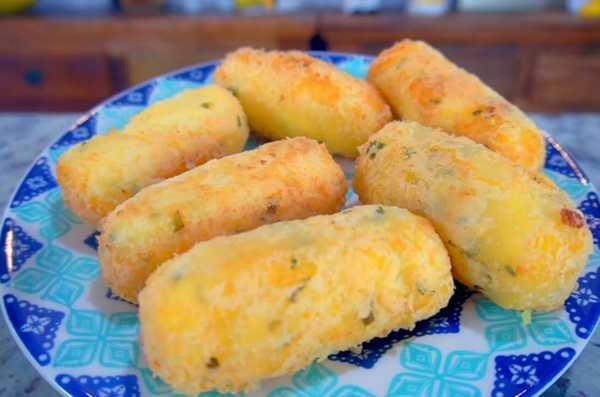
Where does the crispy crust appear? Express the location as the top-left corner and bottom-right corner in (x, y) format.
(139, 205), (453, 394)
(355, 120), (592, 311)
(56, 85), (249, 224)
(368, 40), (545, 172)
(215, 48), (392, 157)
(99, 137), (347, 303)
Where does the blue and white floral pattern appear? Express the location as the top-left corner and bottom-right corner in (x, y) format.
(475, 297), (575, 351)
(10, 156), (58, 208)
(268, 363), (375, 397)
(386, 342), (488, 397)
(56, 374), (140, 397)
(1, 52), (599, 397)
(579, 192), (600, 245)
(492, 348), (575, 397)
(10, 242), (99, 307)
(571, 287), (599, 307)
(110, 84), (155, 107)
(172, 63), (217, 83)
(13, 188), (82, 240)
(565, 266), (600, 338)
(53, 309), (139, 368)
(138, 366), (243, 397)
(4, 294), (64, 366)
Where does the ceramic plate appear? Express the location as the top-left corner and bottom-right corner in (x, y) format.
(1, 53), (599, 397)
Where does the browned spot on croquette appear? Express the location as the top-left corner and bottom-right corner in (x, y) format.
(561, 208), (585, 228)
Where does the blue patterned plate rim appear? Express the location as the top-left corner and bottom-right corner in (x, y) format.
(0, 52), (599, 397)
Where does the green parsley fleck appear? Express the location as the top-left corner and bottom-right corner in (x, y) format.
(505, 266), (516, 276)
(456, 243), (479, 262)
(520, 310), (532, 325)
(201, 102), (212, 109)
(376, 206), (384, 215)
(367, 140), (386, 159)
(403, 147), (417, 159)
(436, 167), (454, 177)
(290, 256), (298, 269)
(237, 115), (242, 128)
(473, 109), (483, 116)
(172, 210), (185, 232)
(416, 282), (427, 295)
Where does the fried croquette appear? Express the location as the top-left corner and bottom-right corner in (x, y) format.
(214, 48), (392, 157)
(99, 137), (347, 303)
(139, 205), (453, 394)
(354, 121), (592, 311)
(57, 84), (249, 224)
(368, 40), (545, 171)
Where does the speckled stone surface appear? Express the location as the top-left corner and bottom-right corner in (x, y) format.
(0, 112), (599, 397)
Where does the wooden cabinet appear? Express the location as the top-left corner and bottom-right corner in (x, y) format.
(0, 53), (123, 111)
(526, 46), (600, 111)
(0, 12), (599, 111)
(0, 15), (315, 111)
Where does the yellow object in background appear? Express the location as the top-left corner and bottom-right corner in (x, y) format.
(140, 205), (453, 394)
(582, 0), (600, 17)
(0, 0), (36, 14)
(354, 121), (592, 311)
(235, 0), (273, 9)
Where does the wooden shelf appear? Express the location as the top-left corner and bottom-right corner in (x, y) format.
(0, 14), (316, 55)
(319, 11), (600, 45)
(0, 14), (315, 111)
(1, 12), (599, 111)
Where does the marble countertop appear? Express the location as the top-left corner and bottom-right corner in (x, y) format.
(0, 112), (599, 397)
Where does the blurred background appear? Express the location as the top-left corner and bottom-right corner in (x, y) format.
(1, 0), (600, 112)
